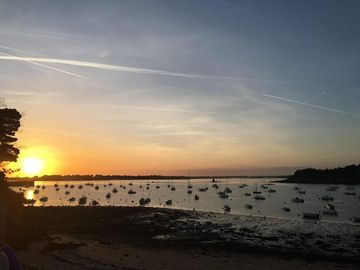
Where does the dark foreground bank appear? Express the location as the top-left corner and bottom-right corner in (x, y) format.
(6, 204), (360, 270)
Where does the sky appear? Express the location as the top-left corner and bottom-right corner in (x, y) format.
(0, 0), (359, 176)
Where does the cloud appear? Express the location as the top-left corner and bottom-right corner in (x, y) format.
(0, 55), (286, 83)
(262, 93), (359, 118)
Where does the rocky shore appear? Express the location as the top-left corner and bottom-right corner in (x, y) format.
(7, 206), (360, 269)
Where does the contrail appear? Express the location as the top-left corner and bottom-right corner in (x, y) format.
(0, 55), (286, 83)
(262, 93), (358, 117)
(0, 52), (87, 79)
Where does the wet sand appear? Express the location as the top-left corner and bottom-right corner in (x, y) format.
(9, 206), (360, 270)
(18, 234), (358, 270)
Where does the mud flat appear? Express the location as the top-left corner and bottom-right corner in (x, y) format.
(9, 207), (360, 270)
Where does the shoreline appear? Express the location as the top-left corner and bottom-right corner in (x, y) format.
(8, 206), (360, 267)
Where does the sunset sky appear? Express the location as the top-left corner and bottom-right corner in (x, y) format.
(1, 0), (359, 176)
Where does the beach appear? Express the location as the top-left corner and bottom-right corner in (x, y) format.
(9, 206), (360, 270)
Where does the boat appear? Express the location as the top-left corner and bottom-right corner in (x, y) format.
(187, 179), (192, 189)
(171, 186), (176, 191)
(91, 200), (99, 206)
(78, 185), (83, 189)
(244, 193), (251, 196)
(106, 192), (111, 199)
(139, 197), (151, 206)
(212, 183), (219, 189)
(253, 184), (261, 194)
(323, 209), (338, 216)
(70, 184), (75, 189)
(344, 192), (356, 196)
(36, 185), (40, 189)
(223, 204), (231, 213)
(326, 186), (339, 191)
(268, 188), (277, 193)
(218, 191), (229, 199)
(55, 187), (60, 191)
(254, 195), (265, 200)
(282, 207), (291, 212)
(95, 185), (99, 190)
(165, 199), (172, 205)
(324, 204), (335, 210)
(302, 213), (320, 220)
(78, 196), (87, 205)
(245, 204), (253, 209)
(238, 184), (246, 188)
(54, 184), (58, 188)
(187, 189), (192, 194)
(65, 191), (70, 195)
(33, 189), (40, 194)
(224, 187), (232, 193)
(194, 194), (199, 200)
(108, 183), (113, 186)
(261, 184), (268, 189)
(24, 199), (36, 205)
(128, 189), (136, 194)
(291, 197), (304, 203)
(351, 217), (360, 223)
(68, 197), (76, 202)
(65, 184), (69, 188)
(321, 195), (334, 201)
(156, 185), (160, 189)
(198, 187), (207, 192)
(39, 196), (48, 203)
(112, 188), (118, 193)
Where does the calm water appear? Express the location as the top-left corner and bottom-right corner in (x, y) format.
(14, 178), (360, 223)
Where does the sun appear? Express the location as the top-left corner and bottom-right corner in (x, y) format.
(22, 157), (43, 176)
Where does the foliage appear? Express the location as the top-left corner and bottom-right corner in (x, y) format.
(284, 164), (360, 184)
(0, 107), (22, 178)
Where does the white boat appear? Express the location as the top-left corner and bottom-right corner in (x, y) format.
(324, 204), (335, 210)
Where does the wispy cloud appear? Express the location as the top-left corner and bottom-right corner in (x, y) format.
(0, 51), (87, 79)
(0, 55), (286, 83)
(84, 103), (217, 115)
(263, 93), (359, 118)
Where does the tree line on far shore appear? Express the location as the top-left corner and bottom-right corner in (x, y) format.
(283, 164), (360, 184)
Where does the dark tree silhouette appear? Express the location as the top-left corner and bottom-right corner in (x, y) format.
(0, 107), (22, 181)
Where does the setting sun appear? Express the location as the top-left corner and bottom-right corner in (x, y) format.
(22, 158), (43, 176)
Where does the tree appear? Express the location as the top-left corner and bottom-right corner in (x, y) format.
(0, 108), (22, 181)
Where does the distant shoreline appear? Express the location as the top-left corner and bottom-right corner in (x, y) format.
(8, 174), (288, 182)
